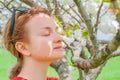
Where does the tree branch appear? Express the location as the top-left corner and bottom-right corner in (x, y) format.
(75, 44), (111, 69)
(6, 0), (14, 6)
(0, 1), (12, 12)
(51, 57), (72, 80)
(60, 5), (80, 24)
(73, 0), (93, 37)
(61, 4), (82, 22)
(63, 40), (74, 56)
(69, 4), (82, 21)
(94, 0), (104, 29)
(86, 40), (94, 56)
(107, 46), (120, 59)
(79, 64), (106, 80)
(54, 0), (63, 21)
(45, 0), (52, 13)
(73, 0), (96, 53)
(20, 0), (38, 7)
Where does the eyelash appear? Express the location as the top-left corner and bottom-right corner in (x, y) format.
(43, 33), (50, 36)
(41, 29), (58, 36)
(42, 31), (51, 36)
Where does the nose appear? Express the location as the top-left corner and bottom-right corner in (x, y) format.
(53, 33), (63, 43)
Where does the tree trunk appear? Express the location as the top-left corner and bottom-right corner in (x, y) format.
(79, 63), (105, 80)
(51, 56), (72, 80)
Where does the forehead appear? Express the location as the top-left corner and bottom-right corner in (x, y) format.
(26, 13), (57, 31)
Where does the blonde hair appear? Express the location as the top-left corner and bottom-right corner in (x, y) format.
(3, 7), (50, 79)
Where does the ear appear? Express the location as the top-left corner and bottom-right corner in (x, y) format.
(15, 42), (31, 56)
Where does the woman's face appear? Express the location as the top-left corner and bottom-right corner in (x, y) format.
(25, 13), (65, 62)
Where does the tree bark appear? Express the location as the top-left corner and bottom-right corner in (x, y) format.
(51, 57), (72, 80)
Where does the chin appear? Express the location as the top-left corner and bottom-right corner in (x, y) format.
(49, 54), (65, 62)
(54, 54), (65, 60)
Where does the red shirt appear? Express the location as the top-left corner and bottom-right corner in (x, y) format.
(12, 77), (59, 80)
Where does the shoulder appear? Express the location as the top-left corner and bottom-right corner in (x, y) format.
(47, 77), (59, 80)
(12, 77), (27, 80)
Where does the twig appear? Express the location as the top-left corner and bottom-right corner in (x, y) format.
(54, 0), (65, 27)
(86, 41), (94, 56)
(73, 0), (93, 36)
(62, 4), (72, 15)
(73, 0), (96, 54)
(69, 4), (83, 22)
(94, 0), (104, 29)
(60, 5), (82, 20)
(63, 40), (74, 56)
(20, 0), (38, 7)
(38, 1), (47, 8)
(107, 46), (120, 59)
(45, 0), (52, 13)
(0, 1), (12, 12)
(6, 0), (14, 6)
(76, 45), (111, 69)
(60, 5), (80, 24)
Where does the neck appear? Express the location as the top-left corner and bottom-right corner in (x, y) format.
(18, 57), (50, 80)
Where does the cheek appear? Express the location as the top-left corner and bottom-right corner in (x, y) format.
(28, 38), (53, 61)
(38, 41), (52, 56)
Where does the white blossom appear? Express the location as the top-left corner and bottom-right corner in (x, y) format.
(83, 0), (98, 16)
(63, 36), (75, 45)
(98, 10), (118, 34)
(74, 29), (82, 41)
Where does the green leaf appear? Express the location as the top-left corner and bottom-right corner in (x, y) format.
(73, 23), (79, 31)
(54, 17), (63, 28)
(64, 27), (72, 37)
(82, 29), (88, 38)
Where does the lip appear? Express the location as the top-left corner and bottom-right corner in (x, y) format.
(54, 46), (62, 49)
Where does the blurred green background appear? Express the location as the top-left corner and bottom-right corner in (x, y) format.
(0, 48), (120, 80)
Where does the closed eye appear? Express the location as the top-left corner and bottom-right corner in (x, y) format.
(37, 29), (51, 36)
(42, 33), (50, 36)
(40, 30), (51, 36)
(39, 26), (58, 36)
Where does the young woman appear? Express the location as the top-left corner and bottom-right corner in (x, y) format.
(3, 6), (65, 80)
